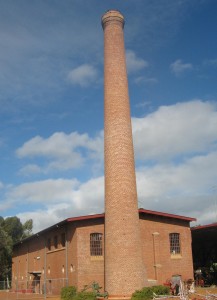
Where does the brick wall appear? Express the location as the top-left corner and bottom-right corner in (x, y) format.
(76, 221), (104, 290)
(102, 10), (147, 296)
(139, 215), (194, 285)
(12, 213), (194, 294)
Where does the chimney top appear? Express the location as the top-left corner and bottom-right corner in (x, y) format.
(101, 10), (125, 30)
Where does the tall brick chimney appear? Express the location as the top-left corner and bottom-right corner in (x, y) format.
(102, 10), (147, 299)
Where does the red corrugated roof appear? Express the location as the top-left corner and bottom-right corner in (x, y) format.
(14, 208), (195, 245)
(65, 208), (196, 223)
(138, 208), (196, 222)
(66, 213), (104, 222)
(191, 222), (217, 231)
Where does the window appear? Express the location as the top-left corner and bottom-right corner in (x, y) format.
(70, 264), (75, 272)
(54, 235), (58, 249)
(90, 233), (103, 256)
(47, 238), (51, 251)
(61, 233), (66, 247)
(169, 233), (181, 254)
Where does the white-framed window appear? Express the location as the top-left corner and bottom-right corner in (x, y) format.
(90, 233), (103, 256)
(169, 233), (181, 254)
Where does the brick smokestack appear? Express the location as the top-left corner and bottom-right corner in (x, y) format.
(102, 10), (147, 299)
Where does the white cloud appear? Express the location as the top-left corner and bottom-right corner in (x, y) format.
(132, 100), (217, 161)
(12, 176), (104, 232)
(18, 164), (41, 176)
(132, 99), (217, 225)
(12, 148), (217, 232)
(136, 150), (217, 225)
(6, 100), (217, 232)
(17, 132), (89, 157)
(170, 59), (193, 76)
(7, 178), (79, 204)
(137, 151), (217, 201)
(126, 50), (148, 74)
(16, 131), (104, 174)
(17, 210), (62, 234)
(67, 64), (98, 87)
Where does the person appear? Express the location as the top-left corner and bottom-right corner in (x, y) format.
(170, 275), (181, 295)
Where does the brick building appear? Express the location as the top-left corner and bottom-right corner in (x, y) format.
(191, 223), (217, 286)
(12, 208), (195, 295)
(11, 9), (198, 298)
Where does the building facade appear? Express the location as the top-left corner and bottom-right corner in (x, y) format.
(12, 209), (195, 295)
(191, 223), (217, 286)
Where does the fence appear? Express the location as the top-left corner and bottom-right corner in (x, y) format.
(0, 278), (67, 299)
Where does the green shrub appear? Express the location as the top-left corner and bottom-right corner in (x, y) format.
(61, 286), (77, 300)
(131, 285), (170, 300)
(73, 291), (97, 300)
(152, 285), (170, 295)
(60, 286), (97, 300)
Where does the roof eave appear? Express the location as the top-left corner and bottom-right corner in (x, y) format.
(139, 208), (196, 222)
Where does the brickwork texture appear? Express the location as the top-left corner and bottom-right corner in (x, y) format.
(12, 214), (194, 296)
(102, 10), (147, 298)
(11, 10), (195, 300)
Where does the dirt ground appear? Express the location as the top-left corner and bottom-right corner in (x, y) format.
(0, 292), (60, 300)
(0, 287), (216, 300)
(190, 287), (217, 299)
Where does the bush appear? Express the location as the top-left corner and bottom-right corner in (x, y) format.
(131, 285), (170, 300)
(60, 286), (97, 300)
(152, 285), (170, 295)
(61, 286), (77, 300)
(73, 291), (97, 300)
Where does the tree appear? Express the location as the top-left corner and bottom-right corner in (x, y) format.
(22, 219), (33, 239)
(0, 216), (33, 282)
(0, 216), (4, 226)
(2, 217), (24, 243)
(0, 227), (12, 281)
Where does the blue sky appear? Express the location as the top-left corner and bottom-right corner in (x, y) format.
(0, 0), (217, 232)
